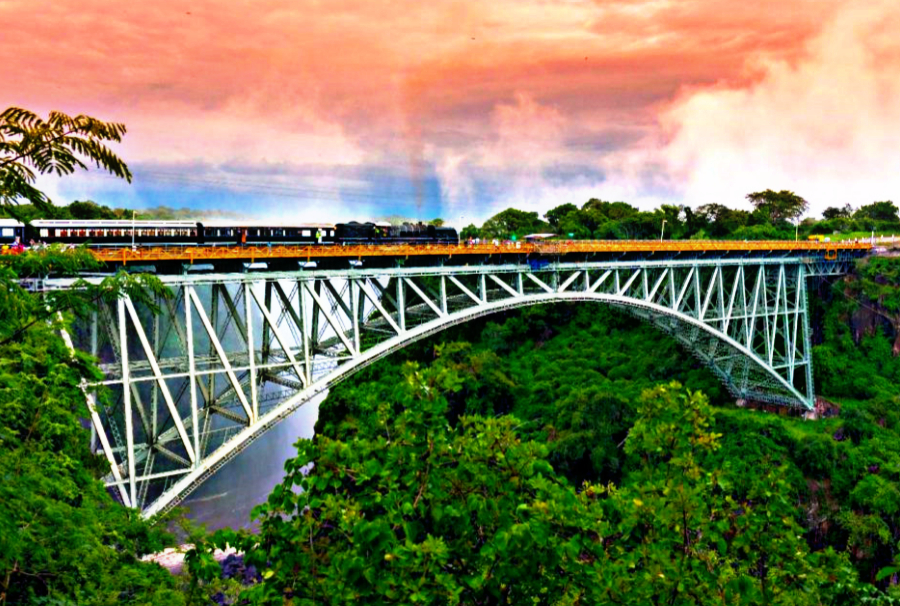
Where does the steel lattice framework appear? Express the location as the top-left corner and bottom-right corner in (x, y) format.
(55, 256), (850, 516)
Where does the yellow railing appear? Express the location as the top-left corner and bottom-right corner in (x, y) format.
(89, 240), (873, 266)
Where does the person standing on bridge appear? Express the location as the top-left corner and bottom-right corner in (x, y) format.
(316, 228), (323, 244)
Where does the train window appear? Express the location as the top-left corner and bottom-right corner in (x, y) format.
(40, 229), (49, 238)
(329, 230), (334, 236)
(302, 230), (311, 237)
(1, 228), (12, 237)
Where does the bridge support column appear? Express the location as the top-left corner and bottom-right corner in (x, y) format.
(397, 277), (406, 332)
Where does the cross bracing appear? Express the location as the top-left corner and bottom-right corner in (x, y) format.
(52, 256), (851, 516)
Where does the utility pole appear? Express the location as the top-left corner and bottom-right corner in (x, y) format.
(131, 210), (136, 250)
(660, 219), (667, 241)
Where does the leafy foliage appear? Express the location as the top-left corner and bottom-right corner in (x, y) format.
(260, 263), (900, 603)
(479, 208), (549, 239)
(0, 247), (170, 348)
(746, 189), (810, 222)
(856, 202), (900, 224)
(0, 249), (180, 605)
(0, 105), (188, 605)
(0, 107), (131, 215)
(211, 364), (610, 605)
(199, 378), (881, 605)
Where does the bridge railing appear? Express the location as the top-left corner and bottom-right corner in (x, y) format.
(88, 239), (872, 265)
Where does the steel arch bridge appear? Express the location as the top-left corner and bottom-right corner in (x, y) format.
(55, 254), (853, 516)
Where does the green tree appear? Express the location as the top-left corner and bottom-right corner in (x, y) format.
(557, 211), (593, 238)
(694, 203), (756, 237)
(543, 386), (632, 484)
(746, 189), (809, 223)
(855, 201), (900, 224)
(823, 204), (854, 220)
(68, 199), (118, 220)
(0, 107), (131, 215)
(459, 224), (480, 240)
(0, 107), (183, 605)
(544, 203), (578, 230)
(209, 362), (609, 605)
(479, 208), (549, 239)
(606, 383), (863, 604)
(581, 198), (637, 221)
(0, 250), (179, 605)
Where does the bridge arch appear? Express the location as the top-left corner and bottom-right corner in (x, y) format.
(65, 259), (818, 516)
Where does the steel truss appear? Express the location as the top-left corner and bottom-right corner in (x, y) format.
(56, 256), (847, 516)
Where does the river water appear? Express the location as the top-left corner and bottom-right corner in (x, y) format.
(179, 392), (325, 531)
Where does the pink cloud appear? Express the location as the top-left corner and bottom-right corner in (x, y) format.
(4, 0), (893, 219)
(656, 0), (900, 214)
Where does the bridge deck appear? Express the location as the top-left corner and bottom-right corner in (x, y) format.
(93, 239), (871, 265)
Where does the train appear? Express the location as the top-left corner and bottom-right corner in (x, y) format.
(0, 218), (459, 249)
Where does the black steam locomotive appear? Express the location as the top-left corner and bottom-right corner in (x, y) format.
(0, 219), (459, 248)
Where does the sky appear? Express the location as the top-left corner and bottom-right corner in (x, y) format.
(3, 0), (900, 224)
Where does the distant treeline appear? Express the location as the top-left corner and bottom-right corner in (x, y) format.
(0, 200), (244, 222)
(6, 191), (900, 242)
(462, 191), (900, 241)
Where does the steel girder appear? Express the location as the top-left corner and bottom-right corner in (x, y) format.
(56, 257), (835, 516)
